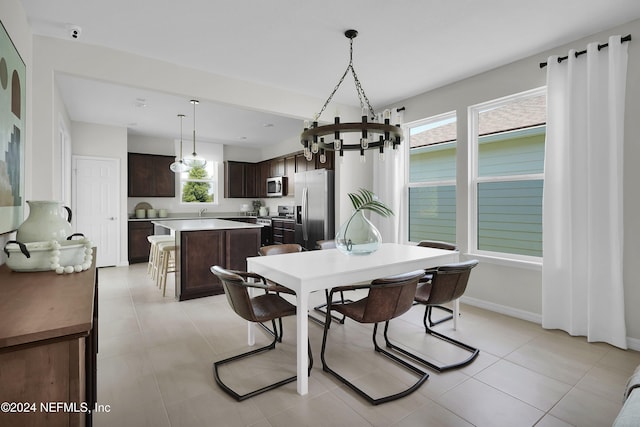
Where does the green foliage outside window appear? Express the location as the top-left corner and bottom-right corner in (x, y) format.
(182, 165), (213, 203)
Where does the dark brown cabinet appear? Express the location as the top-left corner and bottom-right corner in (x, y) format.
(0, 257), (98, 427)
(245, 163), (257, 197)
(317, 150), (335, 171)
(257, 161), (270, 198)
(128, 220), (153, 263)
(270, 158), (285, 177)
(128, 153), (176, 197)
(272, 218), (295, 244)
(177, 228), (260, 300)
(224, 161), (258, 198)
(285, 156), (296, 195)
(224, 150), (334, 199)
(295, 153), (313, 173)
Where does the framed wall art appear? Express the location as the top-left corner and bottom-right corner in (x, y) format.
(0, 20), (25, 235)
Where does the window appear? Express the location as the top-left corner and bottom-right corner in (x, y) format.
(179, 161), (218, 204)
(407, 112), (457, 244)
(469, 88), (546, 260)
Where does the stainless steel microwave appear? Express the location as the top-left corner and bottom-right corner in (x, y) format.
(266, 176), (287, 197)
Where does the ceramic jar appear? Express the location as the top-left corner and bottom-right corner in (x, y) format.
(16, 200), (73, 243)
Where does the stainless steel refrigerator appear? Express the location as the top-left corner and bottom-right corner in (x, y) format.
(295, 169), (335, 251)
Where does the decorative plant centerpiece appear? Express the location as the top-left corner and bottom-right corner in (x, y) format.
(335, 188), (393, 255)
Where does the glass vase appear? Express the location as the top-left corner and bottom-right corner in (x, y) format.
(335, 210), (382, 255)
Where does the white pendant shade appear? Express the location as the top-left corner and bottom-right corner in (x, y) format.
(183, 153), (207, 168)
(170, 160), (190, 173)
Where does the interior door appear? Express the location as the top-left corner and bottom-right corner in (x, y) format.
(72, 156), (120, 267)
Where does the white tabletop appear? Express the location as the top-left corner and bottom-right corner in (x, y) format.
(246, 242), (459, 396)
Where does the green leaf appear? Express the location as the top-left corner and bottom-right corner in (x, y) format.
(347, 188), (394, 217)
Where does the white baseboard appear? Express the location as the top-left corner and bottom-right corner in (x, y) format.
(460, 296), (542, 324)
(460, 296), (640, 351)
(626, 337), (640, 352)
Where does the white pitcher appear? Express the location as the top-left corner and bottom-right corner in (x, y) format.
(16, 200), (73, 243)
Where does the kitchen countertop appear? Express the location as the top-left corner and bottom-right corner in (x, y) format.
(129, 212), (257, 221)
(152, 218), (262, 232)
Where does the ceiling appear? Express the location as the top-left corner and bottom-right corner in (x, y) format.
(20, 0), (640, 148)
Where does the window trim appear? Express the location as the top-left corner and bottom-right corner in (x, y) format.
(467, 86), (546, 262)
(178, 161), (219, 205)
(405, 110), (457, 244)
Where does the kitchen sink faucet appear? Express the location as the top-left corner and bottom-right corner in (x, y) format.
(199, 208), (207, 217)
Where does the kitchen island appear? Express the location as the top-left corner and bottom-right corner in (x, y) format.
(152, 219), (261, 301)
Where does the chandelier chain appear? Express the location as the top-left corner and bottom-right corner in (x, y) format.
(316, 37), (376, 121)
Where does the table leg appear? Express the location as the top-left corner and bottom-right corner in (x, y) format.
(453, 298), (460, 330)
(296, 290), (310, 395)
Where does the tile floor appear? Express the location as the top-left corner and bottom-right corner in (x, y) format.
(94, 263), (640, 427)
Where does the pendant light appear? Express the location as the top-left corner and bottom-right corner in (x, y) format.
(300, 29), (403, 163)
(170, 114), (190, 173)
(182, 99), (207, 168)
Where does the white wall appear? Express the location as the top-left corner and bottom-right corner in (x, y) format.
(394, 18), (640, 344)
(71, 121), (128, 265)
(0, 0), (32, 262)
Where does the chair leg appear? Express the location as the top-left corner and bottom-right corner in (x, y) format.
(383, 313), (479, 373)
(427, 305), (454, 327)
(320, 304), (429, 405)
(213, 319), (313, 401)
(313, 290), (348, 325)
(257, 317), (284, 342)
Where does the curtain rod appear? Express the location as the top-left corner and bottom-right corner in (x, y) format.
(539, 34), (631, 68)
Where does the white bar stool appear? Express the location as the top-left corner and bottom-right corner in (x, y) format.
(157, 242), (176, 297)
(147, 235), (174, 280)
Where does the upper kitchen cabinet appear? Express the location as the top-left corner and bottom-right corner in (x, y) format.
(257, 161), (270, 198)
(295, 150), (334, 173)
(128, 153), (176, 197)
(295, 153), (312, 173)
(269, 158), (285, 177)
(319, 150), (335, 171)
(284, 155), (296, 195)
(224, 161), (258, 198)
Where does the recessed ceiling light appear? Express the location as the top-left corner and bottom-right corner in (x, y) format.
(135, 98), (147, 108)
(263, 123), (274, 128)
(238, 136), (247, 140)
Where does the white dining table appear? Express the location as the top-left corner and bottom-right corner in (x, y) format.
(246, 242), (459, 396)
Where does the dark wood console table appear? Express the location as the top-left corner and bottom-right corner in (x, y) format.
(0, 251), (98, 427)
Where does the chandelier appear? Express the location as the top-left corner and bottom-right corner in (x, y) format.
(170, 114), (190, 173)
(301, 29), (403, 163)
(182, 99), (207, 168)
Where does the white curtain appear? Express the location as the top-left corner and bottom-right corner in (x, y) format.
(372, 108), (405, 243)
(542, 35), (628, 349)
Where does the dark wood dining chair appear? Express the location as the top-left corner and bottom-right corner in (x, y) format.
(257, 244), (301, 296)
(210, 266), (312, 401)
(416, 240), (458, 327)
(320, 270), (429, 405)
(256, 244), (301, 339)
(311, 239), (347, 325)
(383, 260), (480, 372)
(315, 239), (337, 250)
